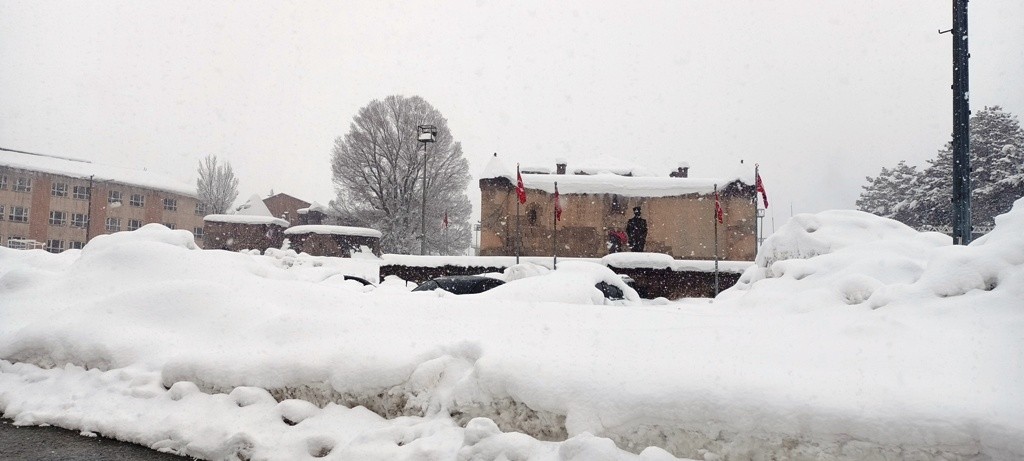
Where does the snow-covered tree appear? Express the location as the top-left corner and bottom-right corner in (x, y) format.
(857, 106), (1024, 229)
(856, 161), (922, 227)
(196, 154), (239, 214)
(329, 95), (472, 255)
(969, 107), (1024, 224)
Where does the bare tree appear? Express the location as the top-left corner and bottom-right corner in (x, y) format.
(330, 95), (472, 254)
(196, 154), (239, 214)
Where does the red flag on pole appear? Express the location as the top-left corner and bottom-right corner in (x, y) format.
(443, 210), (448, 229)
(755, 167), (769, 208)
(715, 190), (724, 224)
(554, 183), (563, 221)
(516, 164), (527, 204)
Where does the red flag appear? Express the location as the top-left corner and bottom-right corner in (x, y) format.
(516, 164), (527, 204)
(443, 210), (448, 229)
(554, 183), (562, 222)
(715, 190), (724, 224)
(755, 169), (769, 208)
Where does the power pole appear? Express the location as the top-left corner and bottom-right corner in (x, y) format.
(950, 0), (972, 244)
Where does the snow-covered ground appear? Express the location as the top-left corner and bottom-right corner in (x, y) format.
(2, 199), (1023, 460)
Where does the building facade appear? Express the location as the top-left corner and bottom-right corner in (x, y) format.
(264, 193), (311, 227)
(479, 159), (757, 261)
(1, 152), (205, 252)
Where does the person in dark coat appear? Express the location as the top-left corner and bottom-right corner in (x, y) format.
(626, 207), (647, 252)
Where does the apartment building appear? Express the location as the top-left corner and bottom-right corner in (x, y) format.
(1, 150), (206, 252)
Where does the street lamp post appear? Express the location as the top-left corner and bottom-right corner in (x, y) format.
(417, 124), (437, 255)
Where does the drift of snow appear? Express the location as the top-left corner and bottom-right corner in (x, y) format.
(0, 149), (196, 197)
(2, 199), (1024, 460)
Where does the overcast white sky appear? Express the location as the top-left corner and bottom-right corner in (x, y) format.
(2, 1), (1022, 226)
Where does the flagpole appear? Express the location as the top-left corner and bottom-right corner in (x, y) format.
(516, 163), (523, 265)
(714, 183), (720, 297)
(754, 163), (760, 249)
(553, 181), (558, 270)
(516, 195), (521, 265)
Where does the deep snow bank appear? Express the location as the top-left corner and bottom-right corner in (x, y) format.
(3, 199), (1024, 461)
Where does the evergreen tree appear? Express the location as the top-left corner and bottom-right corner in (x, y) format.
(969, 107), (1024, 225)
(855, 161), (922, 227)
(857, 106), (1024, 229)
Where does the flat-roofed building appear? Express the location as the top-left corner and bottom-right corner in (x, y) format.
(479, 155), (758, 261)
(0, 149), (205, 251)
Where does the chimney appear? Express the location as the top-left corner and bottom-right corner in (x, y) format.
(555, 158), (567, 175)
(671, 162), (690, 178)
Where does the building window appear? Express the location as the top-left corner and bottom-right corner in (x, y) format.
(9, 206), (28, 222)
(163, 223), (176, 230)
(105, 217), (121, 232)
(69, 241), (85, 250)
(0, 175), (7, 190)
(108, 190), (122, 204)
(0, 205), (4, 220)
(194, 227), (204, 239)
(51, 182), (69, 197)
(13, 177), (31, 193)
(130, 193), (145, 207)
(71, 213), (89, 228)
(73, 185), (90, 200)
(49, 211), (67, 226)
(127, 219), (142, 231)
(195, 202), (207, 216)
(45, 239), (64, 253)
(163, 198), (177, 211)
(7, 236), (33, 249)
(610, 194), (626, 214)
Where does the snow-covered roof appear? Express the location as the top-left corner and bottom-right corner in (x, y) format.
(233, 194), (275, 217)
(284, 225), (382, 238)
(568, 154), (655, 176)
(507, 172), (748, 197)
(480, 154), (512, 179)
(203, 214), (290, 227)
(1, 149), (196, 197)
(480, 155), (754, 196)
(297, 202), (328, 215)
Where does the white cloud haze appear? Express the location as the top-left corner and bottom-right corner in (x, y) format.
(1, 0), (1022, 226)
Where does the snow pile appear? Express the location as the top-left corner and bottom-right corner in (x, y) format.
(479, 261), (641, 304)
(2, 201), (1024, 460)
(284, 225), (382, 238)
(724, 205), (1023, 311)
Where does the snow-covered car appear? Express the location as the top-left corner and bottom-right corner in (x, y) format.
(479, 261), (641, 305)
(411, 275), (506, 294)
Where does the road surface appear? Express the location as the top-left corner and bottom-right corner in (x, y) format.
(0, 419), (190, 461)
